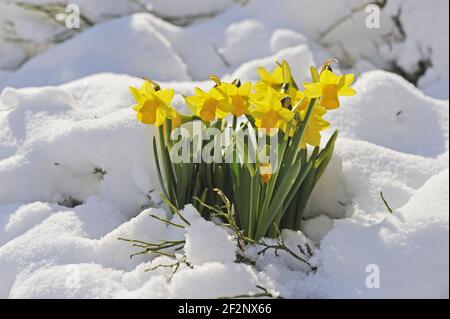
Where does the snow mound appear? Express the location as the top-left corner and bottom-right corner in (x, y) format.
(1, 203), (266, 299)
(0, 164), (448, 298)
(270, 29), (307, 53)
(0, 202), (65, 245)
(9, 263), (125, 299)
(330, 71), (449, 157)
(231, 45), (315, 84)
(310, 170), (449, 298)
(0, 80), (156, 213)
(301, 215), (334, 244)
(169, 262), (260, 298)
(390, 0), (449, 99)
(219, 19), (272, 67)
(4, 14), (191, 88)
(184, 217), (236, 266)
(143, 0), (233, 18)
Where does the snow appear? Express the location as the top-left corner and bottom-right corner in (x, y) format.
(301, 215), (334, 244)
(388, 0), (449, 100)
(329, 71), (449, 157)
(230, 45), (315, 84)
(169, 262), (262, 299)
(270, 29), (307, 53)
(2, 0), (448, 95)
(0, 0), (448, 299)
(184, 216), (237, 266)
(129, 0), (234, 19)
(4, 14), (191, 88)
(0, 201), (65, 245)
(309, 170), (449, 298)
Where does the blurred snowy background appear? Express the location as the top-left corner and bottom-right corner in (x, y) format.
(0, 0), (448, 97)
(0, 0), (448, 298)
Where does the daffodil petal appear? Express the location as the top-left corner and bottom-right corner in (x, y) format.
(315, 118), (330, 130)
(281, 60), (292, 83)
(343, 73), (355, 86)
(269, 94), (282, 109)
(303, 83), (323, 98)
(272, 66), (284, 84)
(313, 105), (328, 116)
(217, 100), (234, 113)
(339, 87), (357, 96)
(129, 86), (145, 104)
(278, 108), (294, 121)
(258, 67), (273, 83)
(185, 95), (204, 107)
(156, 89), (175, 104)
(320, 70), (339, 84)
(251, 99), (271, 113)
(167, 107), (178, 119)
(141, 81), (155, 94)
(239, 82), (252, 95)
(216, 108), (231, 119)
(185, 96), (204, 115)
(310, 66), (320, 82)
(209, 86), (227, 100)
(225, 83), (238, 95)
(251, 110), (267, 118)
(194, 87), (209, 99)
(305, 128), (321, 146)
(154, 108), (166, 126)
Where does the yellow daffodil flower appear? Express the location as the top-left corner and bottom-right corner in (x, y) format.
(282, 92), (330, 148)
(303, 70), (356, 110)
(184, 86), (233, 122)
(129, 81), (177, 126)
(223, 82), (252, 117)
(250, 93), (295, 134)
(259, 162), (273, 184)
(255, 60), (295, 94)
(298, 105), (330, 148)
(291, 89), (310, 112)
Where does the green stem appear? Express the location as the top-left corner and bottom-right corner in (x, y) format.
(232, 116), (238, 163)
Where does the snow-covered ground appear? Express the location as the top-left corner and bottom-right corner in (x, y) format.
(0, 0), (448, 298)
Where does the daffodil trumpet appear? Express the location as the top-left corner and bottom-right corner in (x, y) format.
(129, 60), (356, 240)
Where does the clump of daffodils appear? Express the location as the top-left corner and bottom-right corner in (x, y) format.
(130, 60), (356, 240)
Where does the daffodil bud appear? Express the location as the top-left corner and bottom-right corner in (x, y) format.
(208, 75), (222, 86)
(142, 77), (161, 91)
(320, 58), (339, 74)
